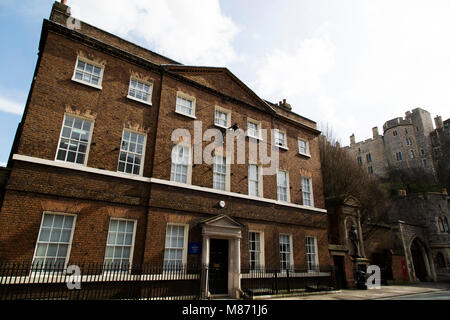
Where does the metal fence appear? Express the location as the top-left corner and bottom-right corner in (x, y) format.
(241, 266), (335, 297)
(0, 262), (336, 300)
(0, 262), (204, 300)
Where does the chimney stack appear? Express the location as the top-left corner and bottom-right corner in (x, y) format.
(372, 127), (379, 139)
(350, 134), (355, 145)
(434, 115), (443, 129)
(61, 0), (67, 5)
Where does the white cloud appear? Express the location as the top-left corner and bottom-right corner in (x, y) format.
(0, 162), (6, 167)
(255, 25), (335, 101)
(0, 95), (24, 115)
(70, 0), (240, 66)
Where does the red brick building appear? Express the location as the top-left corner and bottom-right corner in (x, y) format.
(0, 1), (332, 298)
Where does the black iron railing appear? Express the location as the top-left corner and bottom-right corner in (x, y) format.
(0, 262), (204, 300)
(240, 266), (335, 297)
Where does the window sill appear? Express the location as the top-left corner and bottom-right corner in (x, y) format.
(275, 145), (289, 151)
(214, 123), (230, 130)
(175, 110), (197, 119)
(71, 77), (103, 90)
(298, 152), (311, 158)
(127, 95), (152, 106)
(247, 134), (263, 141)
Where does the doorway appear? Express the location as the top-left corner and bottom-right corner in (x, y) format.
(208, 239), (229, 294)
(333, 256), (346, 289)
(411, 238), (428, 281)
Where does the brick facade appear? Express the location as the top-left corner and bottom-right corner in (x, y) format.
(0, 2), (332, 297)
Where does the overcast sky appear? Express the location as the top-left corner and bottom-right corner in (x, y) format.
(0, 0), (449, 165)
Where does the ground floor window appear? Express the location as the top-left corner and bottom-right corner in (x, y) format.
(306, 236), (319, 272)
(163, 224), (187, 270)
(279, 234), (292, 270)
(32, 213), (76, 272)
(104, 218), (136, 272)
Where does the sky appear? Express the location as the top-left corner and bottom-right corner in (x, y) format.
(0, 0), (449, 166)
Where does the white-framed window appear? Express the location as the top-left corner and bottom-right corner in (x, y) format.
(117, 130), (146, 176)
(55, 114), (93, 165)
(247, 118), (261, 139)
(274, 129), (287, 149)
(72, 57), (103, 89)
(249, 231), (264, 270)
(175, 92), (196, 118)
(279, 234), (293, 271)
(104, 218), (136, 272)
(301, 177), (313, 207)
(298, 139), (310, 156)
(163, 224), (188, 270)
(214, 107), (231, 129)
(277, 170), (289, 202)
(248, 164), (262, 197)
(32, 212), (76, 272)
(213, 155), (228, 191)
(306, 236), (319, 272)
(127, 77), (153, 105)
(170, 144), (191, 184)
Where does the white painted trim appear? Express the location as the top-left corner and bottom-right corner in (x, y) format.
(31, 212), (77, 275)
(164, 223), (189, 266)
(103, 217), (138, 271)
(249, 230), (265, 269)
(176, 91), (196, 118)
(127, 95), (153, 106)
(11, 154), (327, 213)
(150, 177), (326, 213)
(214, 105), (232, 129)
(117, 129), (147, 177)
(71, 56), (104, 90)
(13, 154), (151, 183)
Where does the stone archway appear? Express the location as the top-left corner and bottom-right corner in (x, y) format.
(409, 237), (433, 282)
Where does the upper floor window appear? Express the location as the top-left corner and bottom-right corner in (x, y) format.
(410, 150), (415, 159)
(298, 139), (310, 156)
(274, 130), (287, 149)
(306, 236), (319, 272)
(248, 164), (261, 197)
(368, 166), (374, 174)
(406, 137), (412, 145)
(214, 107), (231, 129)
(72, 57), (103, 89)
(366, 153), (372, 162)
(421, 149), (425, 156)
(175, 92), (196, 118)
(127, 77), (152, 105)
(301, 177), (313, 207)
(163, 224), (187, 270)
(394, 151), (402, 161)
(247, 119), (262, 139)
(171, 144), (191, 184)
(277, 170), (289, 202)
(117, 130), (146, 176)
(213, 155), (228, 191)
(104, 218), (136, 272)
(32, 213), (76, 272)
(357, 156), (362, 164)
(56, 114), (93, 165)
(393, 130), (398, 136)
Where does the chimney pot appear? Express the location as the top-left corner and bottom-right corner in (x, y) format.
(61, 0), (67, 4)
(283, 99), (286, 104)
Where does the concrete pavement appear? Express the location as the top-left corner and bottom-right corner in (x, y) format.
(270, 282), (450, 300)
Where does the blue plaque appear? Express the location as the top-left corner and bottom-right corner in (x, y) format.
(188, 242), (202, 254)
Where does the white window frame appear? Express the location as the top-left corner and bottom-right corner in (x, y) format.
(213, 154), (230, 191)
(170, 143), (192, 184)
(279, 233), (293, 271)
(103, 218), (137, 273)
(274, 129), (288, 150)
(247, 118), (262, 140)
(175, 92), (196, 119)
(298, 138), (310, 157)
(249, 231), (265, 270)
(55, 114), (94, 166)
(248, 163), (263, 197)
(277, 169), (290, 202)
(127, 76), (153, 106)
(163, 223), (189, 270)
(306, 236), (319, 272)
(71, 56), (104, 89)
(214, 106), (232, 129)
(31, 212), (77, 273)
(117, 129), (147, 176)
(301, 176), (314, 207)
